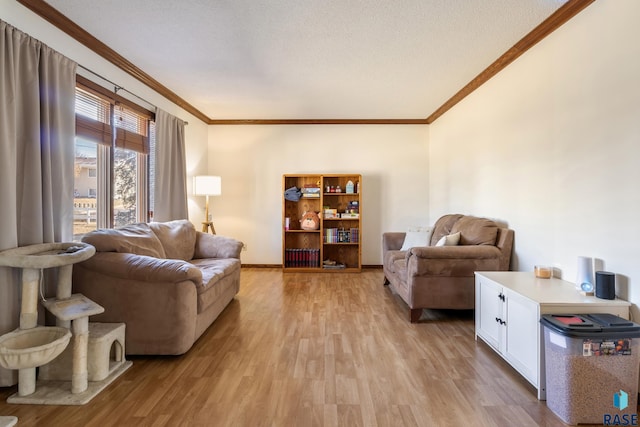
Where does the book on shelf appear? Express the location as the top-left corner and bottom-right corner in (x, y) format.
(301, 186), (320, 198)
(324, 228), (339, 243)
(323, 263), (346, 269)
(284, 248), (320, 268)
(324, 227), (358, 243)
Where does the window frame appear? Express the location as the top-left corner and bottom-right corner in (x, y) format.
(74, 75), (155, 233)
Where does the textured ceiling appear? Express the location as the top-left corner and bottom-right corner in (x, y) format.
(46, 0), (568, 120)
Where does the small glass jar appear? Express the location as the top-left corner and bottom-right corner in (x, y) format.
(534, 265), (552, 279)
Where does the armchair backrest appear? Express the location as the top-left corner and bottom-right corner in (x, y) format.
(429, 214), (514, 270)
(430, 214), (463, 246)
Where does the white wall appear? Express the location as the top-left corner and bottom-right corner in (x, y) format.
(1, 0), (210, 221)
(207, 125), (429, 265)
(429, 0), (640, 318)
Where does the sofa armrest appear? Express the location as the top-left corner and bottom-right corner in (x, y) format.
(73, 256), (199, 355)
(78, 252), (202, 284)
(194, 232), (243, 259)
(383, 232), (406, 252)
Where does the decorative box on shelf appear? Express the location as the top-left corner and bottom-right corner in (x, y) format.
(338, 230), (350, 243)
(323, 208), (338, 219)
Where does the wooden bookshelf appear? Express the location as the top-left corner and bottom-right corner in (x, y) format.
(282, 174), (361, 272)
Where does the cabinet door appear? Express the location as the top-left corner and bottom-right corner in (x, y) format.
(503, 290), (539, 386)
(476, 277), (503, 350)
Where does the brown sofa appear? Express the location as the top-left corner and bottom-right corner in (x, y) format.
(383, 214), (514, 322)
(72, 219), (242, 355)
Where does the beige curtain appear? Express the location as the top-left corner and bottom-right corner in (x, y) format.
(153, 109), (188, 221)
(0, 20), (77, 386)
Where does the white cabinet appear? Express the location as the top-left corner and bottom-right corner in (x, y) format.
(475, 271), (631, 400)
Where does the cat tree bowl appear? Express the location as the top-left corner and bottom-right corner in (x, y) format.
(0, 326), (71, 370)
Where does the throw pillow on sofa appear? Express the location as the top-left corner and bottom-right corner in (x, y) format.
(435, 232), (460, 247)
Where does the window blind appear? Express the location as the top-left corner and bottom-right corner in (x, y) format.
(75, 87), (112, 145)
(76, 76), (152, 154)
(114, 104), (149, 153)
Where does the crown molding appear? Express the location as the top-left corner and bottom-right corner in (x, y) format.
(208, 118), (428, 125)
(18, 0), (595, 126)
(425, 0), (596, 124)
(17, 0), (211, 124)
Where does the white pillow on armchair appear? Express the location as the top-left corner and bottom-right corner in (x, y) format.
(400, 226), (433, 251)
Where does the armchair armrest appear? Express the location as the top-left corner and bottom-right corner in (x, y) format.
(383, 232), (407, 252)
(410, 245), (501, 260)
(194, 232), (243, 259)
(78, 252), (202, 284)
(408, 246), (503, 276)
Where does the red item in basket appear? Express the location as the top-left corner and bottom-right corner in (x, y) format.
(555, 316), (585, 325)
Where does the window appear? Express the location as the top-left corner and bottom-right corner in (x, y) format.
(73, 76), (154, 240)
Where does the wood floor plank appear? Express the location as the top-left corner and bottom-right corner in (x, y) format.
(0, 268), (623, 426)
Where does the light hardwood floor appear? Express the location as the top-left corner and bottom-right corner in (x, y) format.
(0, 268), (603, 426)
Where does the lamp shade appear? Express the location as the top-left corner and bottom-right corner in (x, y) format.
(193, 175), (221, 196)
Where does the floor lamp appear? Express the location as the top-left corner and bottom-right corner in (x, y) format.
(193, 175), (221, 234)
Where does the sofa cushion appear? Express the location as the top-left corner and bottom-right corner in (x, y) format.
(430, 214), (464, 246)
(435, 231), (460, 247)
(82, 223), (166, 258)
(451, 216), (498, 246)
(149, 219), (196, 261)
(194, 233), (243, 260)
(191, 258), (241, 312)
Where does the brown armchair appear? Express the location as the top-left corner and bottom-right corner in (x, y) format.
(383, 214), (514, 322)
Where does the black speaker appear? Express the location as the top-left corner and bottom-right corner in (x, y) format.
(595, 271), (615, 300)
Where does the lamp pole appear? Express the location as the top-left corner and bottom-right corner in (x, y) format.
(202, 194), (216, 234)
